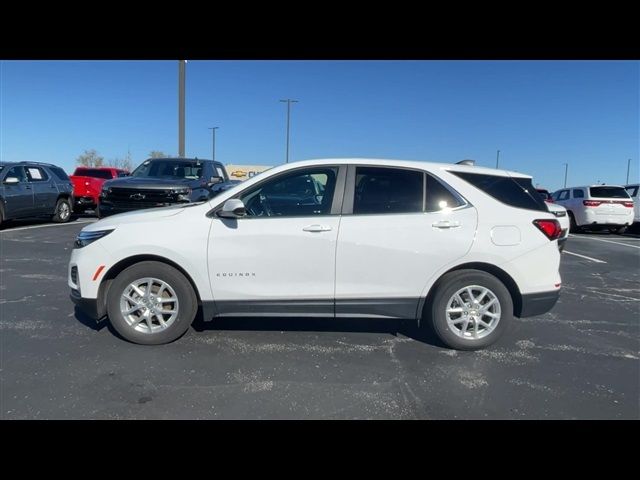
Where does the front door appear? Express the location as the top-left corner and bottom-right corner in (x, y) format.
(2, 166), (34, 218)
(207, 165), (346, 316)
(335, 165), (478, 318)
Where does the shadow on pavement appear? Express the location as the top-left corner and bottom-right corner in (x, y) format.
(192, 314), (446, 348)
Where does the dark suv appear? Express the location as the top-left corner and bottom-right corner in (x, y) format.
(98, 157), (234, 217)
(0, 161), (74, 227)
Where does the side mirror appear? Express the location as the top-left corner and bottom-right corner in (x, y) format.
(208, 176), (223, 186)
(217, 199), (246, 218)
(4, 177), (19, 185)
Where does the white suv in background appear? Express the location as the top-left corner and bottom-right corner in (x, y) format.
(624, 184), (639, 228)
(69, 159), (562, 350)
(552, 185), (634, 234)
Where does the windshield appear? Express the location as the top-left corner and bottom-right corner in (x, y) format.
(589, 186), (630, 199)
(131, 160), (204, 180)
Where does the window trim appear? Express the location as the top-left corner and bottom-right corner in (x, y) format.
(207, 164), (347, 219)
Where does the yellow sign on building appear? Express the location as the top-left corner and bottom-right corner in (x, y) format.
(226, 164), (272, 181)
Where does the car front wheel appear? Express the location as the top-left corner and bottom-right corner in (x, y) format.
(106, 261), (197, 345)
(425, 269), (513, 350)
(52, 198), (72, 223)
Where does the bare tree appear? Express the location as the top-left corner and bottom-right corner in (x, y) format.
(107, 156), (133, 171)
(149, 151), (169, 159)
(76, 149), (104, 167)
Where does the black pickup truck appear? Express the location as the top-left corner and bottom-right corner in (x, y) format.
(98, 157), (235, 218)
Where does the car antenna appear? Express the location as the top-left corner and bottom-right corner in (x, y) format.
(456, 159), (475, 166)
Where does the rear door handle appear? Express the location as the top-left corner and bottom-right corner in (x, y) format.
(303, 224), (332, 232)
(432, 220), (460, 229)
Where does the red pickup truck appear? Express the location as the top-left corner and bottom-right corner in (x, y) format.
(70, 167), (129, 213)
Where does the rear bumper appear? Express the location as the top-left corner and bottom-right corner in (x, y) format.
(518, 290), (560, 317)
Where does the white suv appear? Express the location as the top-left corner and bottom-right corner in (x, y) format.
(624, 184), (639, 227)
(69, 159), (562, 350)
(552, 185), (634, 234)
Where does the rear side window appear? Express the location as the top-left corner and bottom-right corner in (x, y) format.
(451, 171), (547, 212)
(589, 186), (630, 199)
(556, 190), (570, 201)
(26, 167), (49, 182)
(626, 186), (638, 198)
(354, 167), (424, 214)
(49, 166), (70, 181)
(572, 189), (584, 198)
(425, 173), (464, 211)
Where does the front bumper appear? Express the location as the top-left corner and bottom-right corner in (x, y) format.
(518, 290), (560, 317)
(70, 288), (103, 320)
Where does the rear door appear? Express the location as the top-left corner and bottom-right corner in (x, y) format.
(334, 165), (477, 318)
(25, 166), (58, 213)
(2, 166), (34, 217)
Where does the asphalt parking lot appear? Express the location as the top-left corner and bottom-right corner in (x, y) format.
(1, 217), (638, 419)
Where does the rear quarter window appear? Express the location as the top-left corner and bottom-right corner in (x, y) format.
(451, 171), (548, 212)
(49, 166), (70, 181)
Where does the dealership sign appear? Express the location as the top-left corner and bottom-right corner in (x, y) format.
(226, 165), (272, 181)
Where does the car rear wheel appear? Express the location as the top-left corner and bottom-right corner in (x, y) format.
(52, 197), (72, 223)
(568, 211), (581, 233)
(425, 269), (513, 350)
(106, 261), (197, 345)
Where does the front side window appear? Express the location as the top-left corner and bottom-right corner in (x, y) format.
(26, 167), (49, 182)
(572, 189), (584, 198)
(354, 167), (423, 214)
(239, 167), (337, 217)
(6, 166), (27, 182)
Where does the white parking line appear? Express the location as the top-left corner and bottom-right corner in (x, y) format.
(0, 220), (96, 233)
(568, 234), (640, 249)
(564, 251), (608, 264)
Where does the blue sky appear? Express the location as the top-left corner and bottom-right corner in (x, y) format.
(1, 60), (638, 191)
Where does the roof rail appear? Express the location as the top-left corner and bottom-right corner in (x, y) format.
(17, 161), (56, 167)
(456, 159), (475, 166)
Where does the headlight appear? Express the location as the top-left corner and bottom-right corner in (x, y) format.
(100, 186), (112, 198)
(74, 229), (114, 249)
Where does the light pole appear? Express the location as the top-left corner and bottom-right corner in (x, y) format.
(280, 99), (298, 163)
(626, 158), (632, 184)
(208, 127), (219, 161)
(178, 60), (186, 157)
(495, 149), (500, 168)
(563, 163), (569, 188)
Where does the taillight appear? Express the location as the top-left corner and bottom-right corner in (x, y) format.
(583, 200), (602, 207)
(533, 219), (562, 240)
(620, 201), (634, 208)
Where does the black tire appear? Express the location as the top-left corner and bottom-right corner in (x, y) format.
(52, 197), (72, 223)
(106, 261), (198, 345)
(425, 269), (513, 350)
(568, 211), (581, 233)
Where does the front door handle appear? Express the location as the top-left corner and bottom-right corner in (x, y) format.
(303, 224), (332, 232)
(432, 220), (461, 229)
